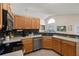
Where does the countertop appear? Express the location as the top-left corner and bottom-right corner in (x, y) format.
(3, 35), (42, 44)
(1, 50), (23, 56)
(3, 37), (23, 44)
(53, 35), (79, 42)
(22, 35), (42, 39)
(3, 34), (79, 44)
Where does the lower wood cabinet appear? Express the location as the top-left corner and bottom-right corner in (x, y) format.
(42, 36), (76, 56)
(21, 36), (76, 56)
(22, 38), (33, 53)
(42, 36), (53, 49)
(61, 40), (76, 56)
(52, 38), (61, 54)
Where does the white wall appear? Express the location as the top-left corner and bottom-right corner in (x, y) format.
(45, 15), (79, 35)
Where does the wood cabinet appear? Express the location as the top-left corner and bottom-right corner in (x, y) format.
(2, 3), (8, 10)
(2, 3), (14, 20)
(42, 36), (53, 49)
(32, 17), (40, 29)
(22, 38), (33, 53)
(14, 15), (25, 29)
(0, 4), (2, 30)
(14, 15), (40, 30)
(36, 18), (40, 29)
(1, 3), (14, 30)
(42, 36), (76, 56)
(52, 37), (61, 54)
(25, 16), (32, 29)
(61, 40), (76, 56)
(42, 37), (61, 54)
(8, 4), (14, 19)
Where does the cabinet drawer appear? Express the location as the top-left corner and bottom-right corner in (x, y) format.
(62, 40), (76, 46)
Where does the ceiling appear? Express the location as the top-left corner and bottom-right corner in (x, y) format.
(11, 3), (79, 16)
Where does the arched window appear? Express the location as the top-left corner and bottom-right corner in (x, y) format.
(48, 18), (55, 24)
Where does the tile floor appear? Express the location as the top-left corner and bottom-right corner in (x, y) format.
(25, 49), (60, 56)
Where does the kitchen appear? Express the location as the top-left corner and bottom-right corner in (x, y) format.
(0, 3), (79, 56)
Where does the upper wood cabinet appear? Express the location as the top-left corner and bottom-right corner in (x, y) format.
(8, 4), (14, 19)
(14, 15), (25, 29)
(14, 15), (40, 30)
(2, 3), (8, 10)
(2, 3), (14, 19)
(25, 16), (32, 29)
(0, 4), (2, 30)
(32, 17), (40, 29)
(36, 18), (40, 29)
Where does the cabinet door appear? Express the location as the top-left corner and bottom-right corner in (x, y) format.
(2, 3), (8, 10)
(31, 18), (37, 29)
(8, 4), (14, 19)
(14, 15), (25, 29)
(52, 38), (57, 50)
(52, 37), (62, 54)
(42, 36), (52, 49)
(61, 40), (76, 56)
(25, 16), (32, 29)
(14, 15), (21, 29)
(0, 4), (2, 30)
(32, 18), (40, 29)
(22, 38), (33, 53)
(20, 16), (25, 29)
(54, 38), (61, 54)
(36, 18), (40, 29)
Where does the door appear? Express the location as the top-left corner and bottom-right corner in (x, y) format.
(32, 18), (37, 29)
(32, 18), (40, 29)
(54, 38), (61, 54)
(22, 38), (33, 53)
(14, 15), (25, 29)
(36, 18), (40, 29)
(25, 16), (32, 29)
(42, 36), (52, 49)
(61, 40), (76, 56)
(2, 3), (8, 10)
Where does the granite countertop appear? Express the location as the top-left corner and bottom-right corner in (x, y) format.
(3, 34), (79, 43)
(3, 37), (23, 44)
(53, 35), (79, 42)
(3, 35), (42, 44)
(22, 35), (42, 39)
(1, 50), (23, 56)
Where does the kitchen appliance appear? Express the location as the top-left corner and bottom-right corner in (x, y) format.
(33, 37), (42, 51)
(2, 9), (13, 32)
(0, 41), (22, 55)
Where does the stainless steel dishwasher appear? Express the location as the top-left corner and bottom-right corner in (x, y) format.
(33, 37), (42, 51)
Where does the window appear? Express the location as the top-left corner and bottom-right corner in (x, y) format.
(48, 18), (55, 24)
